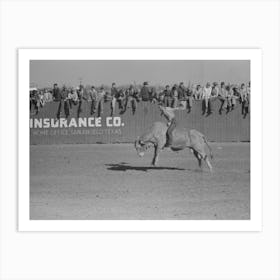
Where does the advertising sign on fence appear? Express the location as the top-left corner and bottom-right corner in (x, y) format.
(30, 100), (250, 145)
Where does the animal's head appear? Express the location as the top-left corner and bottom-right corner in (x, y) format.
(134, 137), (150, 157)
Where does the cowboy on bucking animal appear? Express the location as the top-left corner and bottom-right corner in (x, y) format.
(158, 99), (184, 147)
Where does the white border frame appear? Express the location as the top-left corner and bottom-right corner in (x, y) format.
(18, 48), (262, 231)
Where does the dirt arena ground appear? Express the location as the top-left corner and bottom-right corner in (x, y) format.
(30, 143), (250, 220)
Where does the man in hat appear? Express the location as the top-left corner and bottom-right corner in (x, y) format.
(140, 82), (150, 102)
(163, 85), (172, 107)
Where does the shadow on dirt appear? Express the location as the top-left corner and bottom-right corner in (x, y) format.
(105, 163), (185, 172)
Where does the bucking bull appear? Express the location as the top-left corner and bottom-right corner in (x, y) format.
(134, 122), (213, 172)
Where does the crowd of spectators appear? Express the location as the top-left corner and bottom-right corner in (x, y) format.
(30, 81), (250, 119)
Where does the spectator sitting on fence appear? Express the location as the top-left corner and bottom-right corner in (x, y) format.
(198, 84), (204, 100)
(67, 87), (78, 108)
(88, 86), (97, 115)
(227, 84), (237, 111)
(163, 85), (172, 107)
(218, 82), (228, 114)
(123, 84), (138, 114)
(118, 88), (127, 114)
(140, 81), (150, 102)
(202, 82), (212, 115)
(211, 82), (219, 98)
(171, 84), (178, 108)
(177, 82), (186, 108)
(76, 85), (88, 118)
(186, 84), (193, 113)
(247, 81), (251, 95)
(95, 86), (105, 117)
(30, 88), (40, 115)
(150, 87), (158, 104)
(134, 86), (141, 102)
(190, 84), (197, 100)
(43, 88), (53, 103)
(38, 90), (46, 108)
(233, 85), (241, 100)
(195, 84), (202, 100)
(158, 88), (165, 104)
(103, 89), (111, 103)
(192, 85), (201, 100)
(110, 82), (119, 116)
(53, 83), (61, 101)
(149, 87), (156, 103)
(56, 86), (69, 119)
(240, 83), (250, 118)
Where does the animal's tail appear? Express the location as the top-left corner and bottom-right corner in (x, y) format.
(203, 136), (213, 160)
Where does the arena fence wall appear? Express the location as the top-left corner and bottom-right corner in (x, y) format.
(30, 99), (250, 145)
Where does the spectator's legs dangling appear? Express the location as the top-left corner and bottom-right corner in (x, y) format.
(132, 98), (137, 114)
(207, 99), (212, 115)
(203, 98), (208, 115)
(111, 97), (116, 116)
(64, 100), (70, 118)
(77, 100), (82, 118)
(91, 99), (96, 115)
(56, 100), (62, 119)
(99, 99), (103, 115)
(187, 96), (193, 113)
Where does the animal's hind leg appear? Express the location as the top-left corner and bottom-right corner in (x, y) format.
(193, 150), (202, 169)
(151, 144), (160, 166)
(204, 155), (213, 172)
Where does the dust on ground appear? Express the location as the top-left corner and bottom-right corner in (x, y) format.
(30, 143), (250, 220)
